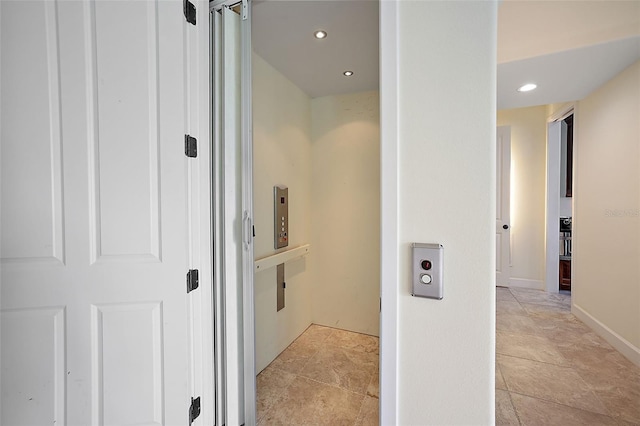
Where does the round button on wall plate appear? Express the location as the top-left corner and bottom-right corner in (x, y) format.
(420, 274), (432, 284)
(421, 260), (432, 270)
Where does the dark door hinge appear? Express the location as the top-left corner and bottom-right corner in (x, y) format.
(189, 396), (201, 424)
(185, 134), (197, 158)
(187, 269), (199, 293)
(184, 0), (196, 25)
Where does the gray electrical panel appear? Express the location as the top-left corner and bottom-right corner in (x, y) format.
(277, 263), (285, 311)
(411, 243), (444, 300)
(274, 185), (289, 249)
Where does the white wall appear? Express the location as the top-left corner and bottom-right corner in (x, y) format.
(252, 53), (313, 373)
(389, 1), (497, 424)
(497, 106), (548, 289)
(253, 54), (382, 370)
(310, 91), (380, 336)
(572, 60), (640, 362)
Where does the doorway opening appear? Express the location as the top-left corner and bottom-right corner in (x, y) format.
(251, 1), (381, 424)
(546, 107), (575, 294)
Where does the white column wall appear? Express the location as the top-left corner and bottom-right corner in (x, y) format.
(391, 1), (497, 423)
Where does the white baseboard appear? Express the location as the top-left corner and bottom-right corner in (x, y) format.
(572, 304), (640, 368)
(507, 278), (544, 290)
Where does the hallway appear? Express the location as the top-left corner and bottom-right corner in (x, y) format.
(496, 287), (640, 425)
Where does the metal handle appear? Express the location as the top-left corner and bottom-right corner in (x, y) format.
(243, 211), (252, 251)
(503, 224), (509, 230)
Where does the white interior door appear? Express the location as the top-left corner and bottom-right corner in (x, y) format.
(496, 126), (511, 287)
(545, 120), (563, 293)
(1, 1), (207, 424)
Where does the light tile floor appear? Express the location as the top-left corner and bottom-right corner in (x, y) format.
(257, 325), (379, 425)
(257, 290), (640, 425)
(496, 286), (640, 425)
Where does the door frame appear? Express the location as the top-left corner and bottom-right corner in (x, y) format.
(208, 0), (400, 423)
(545, 104), (575, 293)
(380, 1), (399, 423)
(209, 0), (255, 424)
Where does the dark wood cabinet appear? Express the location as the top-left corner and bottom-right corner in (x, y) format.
(559, 259), (571, 291)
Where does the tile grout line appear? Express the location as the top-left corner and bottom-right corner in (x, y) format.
(505, 390), (523, 426)
(506, 389), (620, 421)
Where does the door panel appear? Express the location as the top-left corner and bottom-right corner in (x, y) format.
(0, 0), (65, 264)
(496, 126), (511, 287)
(92, 303), (163, 425)
(1, 308), (66, 426)
(1, 1), (199, 424)
(88, 0), (161, 262)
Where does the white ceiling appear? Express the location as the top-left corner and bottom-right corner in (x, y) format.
(252, 0), (640, 108)
(252, 0), (379, 99)
(497, 36), (640, 109)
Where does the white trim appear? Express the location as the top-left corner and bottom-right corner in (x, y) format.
(210, 0), (242, 12)
(572, 304), (640, 368)
(240, 1), (256, 423)
(380, 1), (399, 423)
(506, 278), (544, 290)
(210, 10), (226, 425)
(547, 103), (575, 123)
(195, 2), (215, 425)
(254, 244), (310, 272)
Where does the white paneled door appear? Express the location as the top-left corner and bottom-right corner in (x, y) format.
(1, 1), (208, 425)
(496, 126), (511, 287)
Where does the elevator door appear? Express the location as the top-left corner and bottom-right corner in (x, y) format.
(211, 2), (255, 424)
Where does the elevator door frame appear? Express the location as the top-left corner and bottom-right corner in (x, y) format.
(210, 0), (402, 424)
(210, 0), (256, 424)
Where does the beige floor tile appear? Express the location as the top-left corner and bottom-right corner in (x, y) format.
(529, 314), (591, 337)
(510, 392), (619, 426)
(297, 324), (335, 345)
(497, 287), (518, 302)
(497, 331), (570, 366)
(592, 380), (640, 424)
(256, 365), (296, 421)
(269, 337), (322, 374)
(496, 363), (507, 391)
(260, 376), (364, 426)
(521, 302), (573, 320)
(557, 344), (639, 383)
(498, 355), (608, 415)
(496, 313), (542, 335)
(496, 390), (520, 425)
(497, 300), (527, 316)
(355, 396), (379, 426)
(366, 365), (379, 398)
(300, 345), (378, 394)
(324, 329), (379, 354)
(509, 288), (570, 309)
(543, 327), (614, 350)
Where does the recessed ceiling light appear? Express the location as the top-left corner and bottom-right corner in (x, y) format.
(314, 30), (327, 39)
(343, 70), (354, 77)
(517, 83), (537, 92)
